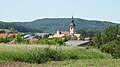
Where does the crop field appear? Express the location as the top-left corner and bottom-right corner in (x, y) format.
(0, 44), (118, 67)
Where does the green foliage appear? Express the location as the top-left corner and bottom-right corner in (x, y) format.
(94, 32), (102, 48)
(22, 39), (30, 44)
(94, 25), (120, 48)
(64, 36), (77, 41)
(13, 33), (30, 44)
(93, 25), (120, 58)
(1, 59), (120, 67)
(0, 45), (112, 63)
(43, 33), (53, 38)
(38, 59), (120, 67)
(23, 47), (66, 63)
(76, 29), (96, 38)
(9, 28), (18, 33)
(0, 21), (42, 33)
(0, 37), (10, 43)
(100, 40), (120, 58)
(104, 25), (120, 41)
(76, 29), (87, 37)
(39, 38), (65, 45)
(101, 33), (109, 44)
(13, 33), (23, 43)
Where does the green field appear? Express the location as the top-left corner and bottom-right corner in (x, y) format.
(0, 59), (120, 67)
(0, 44), (119, 67)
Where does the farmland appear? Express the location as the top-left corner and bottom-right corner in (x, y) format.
(0, 44), (118, 67)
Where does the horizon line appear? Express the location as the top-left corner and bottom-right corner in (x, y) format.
(0, 17), (119, 24)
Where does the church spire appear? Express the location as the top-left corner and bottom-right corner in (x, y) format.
(71, 16), (74, 23)
(70, 16), (75, 27)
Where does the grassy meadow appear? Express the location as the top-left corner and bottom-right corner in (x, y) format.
(0, 59), (120, 67)
(0, 44), (119, 67)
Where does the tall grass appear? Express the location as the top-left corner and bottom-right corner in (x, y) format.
(0, 44), (112, 63)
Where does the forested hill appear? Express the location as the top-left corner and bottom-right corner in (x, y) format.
(0, 21), (42, 32)
(16, 18), (119, 32)
(0, 18), (119, 33)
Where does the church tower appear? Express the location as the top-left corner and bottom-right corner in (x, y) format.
(69, 16), (75, 35)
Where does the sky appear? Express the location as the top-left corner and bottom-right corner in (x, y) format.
(0, 0), (120, 23)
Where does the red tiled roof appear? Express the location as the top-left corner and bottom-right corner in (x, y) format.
(61, 32), (69, 34)
(61, 32), (70, 36)
(52, 34), (65, 38)
(0, 34), (8, 38)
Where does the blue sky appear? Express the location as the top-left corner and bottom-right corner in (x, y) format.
(0, 0), (120, 23)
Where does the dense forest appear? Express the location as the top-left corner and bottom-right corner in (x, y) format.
(15, 18), (120, 32)
(0, 18), (119, 33)
(0, 21), (42, 33)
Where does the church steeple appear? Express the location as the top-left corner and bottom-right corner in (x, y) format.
(70, 16), (75, 27)
(69, 16), (75, 35)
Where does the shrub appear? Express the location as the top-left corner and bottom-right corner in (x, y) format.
(100, 40), (120, 58)
(13, 33), (23, 44)
(0, 37), (10, 43)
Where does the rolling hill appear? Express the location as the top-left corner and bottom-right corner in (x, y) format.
(0, 18), (119, 33)
(16, 18), (118, 32)
(0, 21), (42, 33)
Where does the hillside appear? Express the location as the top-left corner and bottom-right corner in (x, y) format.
(0, 21), (42, 33)
(16, 18), (118, 32)
(0, 18), (119, 33)
(0, 29), (11, 33)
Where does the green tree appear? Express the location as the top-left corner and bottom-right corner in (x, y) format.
(101, 34), (109, 44)
(104, 25), (120, 42)
(100, 40), (120, 58)
(76, 29), (87, 37)
(14, 32), (23, 43)
(94, 31), (102, 48)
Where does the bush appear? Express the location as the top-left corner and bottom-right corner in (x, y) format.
(20, 46), (112, 63)
(0, 37), (10, 43)
(64, 36), (77, 41)
(13, 33), (23, 44)
(100, 40), (120, 58)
